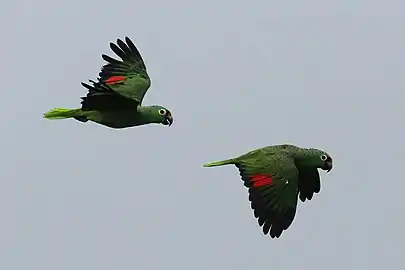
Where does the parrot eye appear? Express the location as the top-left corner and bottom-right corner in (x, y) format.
(320, 154), (328, 161)
(158, 109), (167, 115)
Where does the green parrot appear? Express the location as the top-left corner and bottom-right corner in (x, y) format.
(203, 144), (333, 238)
(43, 36), (173, 128)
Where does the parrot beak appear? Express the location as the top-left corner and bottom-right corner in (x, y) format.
(164, 113), (173, 126)
(325, 160), (333, 173)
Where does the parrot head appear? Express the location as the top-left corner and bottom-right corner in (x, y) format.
(304, 149), (333, 172)
(149, 105), (173, 126)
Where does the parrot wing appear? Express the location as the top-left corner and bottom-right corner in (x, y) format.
(98, 36), (151, 104)
(79, 79), (138, 111)
(236, 153), (300, 238)
(298, 168), (321, 202)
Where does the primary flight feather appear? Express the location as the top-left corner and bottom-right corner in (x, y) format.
(43, 36), (173, 128)
(203, 144), (333, 238)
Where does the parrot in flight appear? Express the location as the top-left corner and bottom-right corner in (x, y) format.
(203, 144), (333, 238)
(43, 36), (173, 128)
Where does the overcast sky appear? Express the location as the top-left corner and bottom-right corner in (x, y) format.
(2, 0), (405, 269)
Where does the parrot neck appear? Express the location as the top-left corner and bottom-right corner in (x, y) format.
(137, 106), (162, 124)
(293, 149), (314, 169)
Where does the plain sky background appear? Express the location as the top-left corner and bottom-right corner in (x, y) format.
(2, 0), (405, 269)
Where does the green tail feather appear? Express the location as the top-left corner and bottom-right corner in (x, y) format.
(203, 158), (236, 167)
(43, 108), (86, 120)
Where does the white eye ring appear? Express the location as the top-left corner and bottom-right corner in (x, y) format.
(158, 109), (166, 115)
(320, 154), (328, 161)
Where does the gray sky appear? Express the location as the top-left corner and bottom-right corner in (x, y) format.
(2, 0), (405, 269)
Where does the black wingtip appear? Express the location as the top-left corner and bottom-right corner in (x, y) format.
(81, 82), (92, 90)
(125, 36), (133, 45)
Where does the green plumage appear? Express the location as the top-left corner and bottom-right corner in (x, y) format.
(43, 36), (173, 129)
(203, 144), (333, 238)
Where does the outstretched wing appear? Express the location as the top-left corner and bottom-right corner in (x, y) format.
(99, 37), (151, 104)
(80, 80), (138, 111)
(298, 168), (321, 202)
(236, 154), (299, 238)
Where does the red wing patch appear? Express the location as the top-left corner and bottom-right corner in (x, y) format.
(250, 174), (273, 187)
(105, 76), (126, 85)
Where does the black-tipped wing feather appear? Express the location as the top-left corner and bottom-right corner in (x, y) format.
(298, 168), (321, 202)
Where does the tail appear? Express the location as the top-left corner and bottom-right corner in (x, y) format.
(203, 158), (237, 167)
(43, 108), (88, 122)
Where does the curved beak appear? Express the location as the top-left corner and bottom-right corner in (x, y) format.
(166, 113), (173, 126)
(325, 160), (333, 173)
